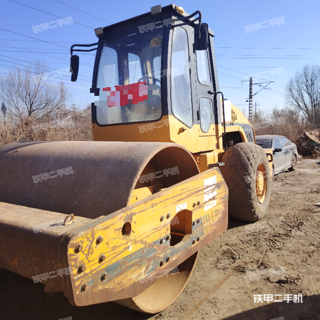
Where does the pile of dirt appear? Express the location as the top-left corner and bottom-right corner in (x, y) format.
(296, 130), (320, 157)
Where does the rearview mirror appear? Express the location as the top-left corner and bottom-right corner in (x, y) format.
(274, 148), (282, 153)
(70, 55), (79, 82)
(196, 23), (209, 50)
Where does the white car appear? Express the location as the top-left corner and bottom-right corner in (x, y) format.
(256, 135), (298, 176)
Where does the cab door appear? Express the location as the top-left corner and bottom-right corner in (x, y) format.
(195, 49), (215, 138)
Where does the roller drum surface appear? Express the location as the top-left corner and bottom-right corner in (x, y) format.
(0, 141), (199, 219)
(0, 141), (200, 313)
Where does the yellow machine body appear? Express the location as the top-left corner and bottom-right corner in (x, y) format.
(0, 3), (272, 315)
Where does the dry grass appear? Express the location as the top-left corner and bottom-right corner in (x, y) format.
(1, 105), (318, 156)
(254, 122), (306, 144)
(253, 107), (319, 145)
(253, 108), (320, 157)
(0, 107), (93, 147)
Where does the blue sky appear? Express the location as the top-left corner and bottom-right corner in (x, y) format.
(1, 0), (319, 115)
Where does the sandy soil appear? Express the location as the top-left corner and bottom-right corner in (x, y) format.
(1, 158), (319, 320)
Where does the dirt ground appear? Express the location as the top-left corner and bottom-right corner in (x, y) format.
(1, 158), (319, 320)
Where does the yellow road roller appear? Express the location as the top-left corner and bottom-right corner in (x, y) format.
(0, 4), (272, 314)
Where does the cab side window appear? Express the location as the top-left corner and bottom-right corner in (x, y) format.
(196, 50), (211, 85)
(171, 27), (193, 127)
(199, 98), (212, 132)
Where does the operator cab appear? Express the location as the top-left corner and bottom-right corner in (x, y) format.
(70, 4), (224, 154)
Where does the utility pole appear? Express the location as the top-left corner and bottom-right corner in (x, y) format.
(242, 78), (274, 123)
(248, 77), (253, 122)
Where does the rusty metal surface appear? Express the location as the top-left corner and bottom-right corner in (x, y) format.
(0, 141), (228, 313)
(0, 141), (201, 306)
(116, 252), (199, 313)
(0, 141), (199, 219)
(0, 202), (91, 298)
(66, 167), (228, 307)
(0, 168), (228, 312)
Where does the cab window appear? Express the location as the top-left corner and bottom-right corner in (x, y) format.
(196, 50), (211, 85)
(199, 98), (212, 132)
(171, 27), (193, 127)
(128, 53), (142, 84)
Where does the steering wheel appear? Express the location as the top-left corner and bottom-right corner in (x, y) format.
(138, 76), (161, 85)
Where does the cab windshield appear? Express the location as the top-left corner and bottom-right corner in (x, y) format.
(96, 28), (163, 125)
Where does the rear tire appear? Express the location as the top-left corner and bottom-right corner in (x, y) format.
(220, 142), (271, 222)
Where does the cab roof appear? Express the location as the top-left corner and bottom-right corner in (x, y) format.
(95, 4), (214, 39)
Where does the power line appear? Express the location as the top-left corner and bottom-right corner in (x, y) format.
(220, 86), (244, 89)
(0, 43), (68, 61)
(9, 0), (94, 30)
(0, 62), (90, 87)
(217, 70), (243, 81)
(257, 93), (283, 104)
(218, 63), (276, 82)
(269, 88), (284, 95)
(223, 94), (247, 100)
(1, 48), (73, 51)
(0, 28), (95, 56)
(0, 39), (77, 43)
(217, 63), (288, 93)
(235, 91), (247, 105)
(0, 54), (92, 81)
(217, 46), (318, 50)
(217, 64), (247, 76)
(0, 43), (93, 67)
(217, 64), (275, 84)
(0, 28), (69, 49)
(216, 55), (310, 60)
(274, 82), (287, 90)
(54, 0), (112, 24)
(0, 50), (94, 56)
(220, 77), (284, 105)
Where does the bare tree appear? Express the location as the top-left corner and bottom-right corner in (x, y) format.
(253, 106), (305, 143)
(0, 61), (69, 123)
(286, 64), (320, 127)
